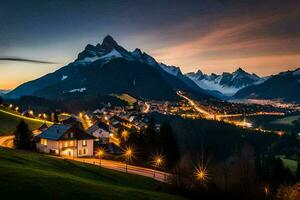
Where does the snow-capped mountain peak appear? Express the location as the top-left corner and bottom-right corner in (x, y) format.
(159, 64), (182, 76)
(186, 68), (266, 96)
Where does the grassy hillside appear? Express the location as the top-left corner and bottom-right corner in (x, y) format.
(111, 93), (137, 105)
(0, 106), (53, 135)
(0, 148), (184, 200)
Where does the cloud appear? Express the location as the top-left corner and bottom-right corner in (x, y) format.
(149, 8), (300, 75)
(0, 57), (57, 64)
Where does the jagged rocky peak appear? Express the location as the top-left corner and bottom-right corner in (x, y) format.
(101, 35), (119, 49)
(132, 48), (143, 57)
(234, 67), (246, 73)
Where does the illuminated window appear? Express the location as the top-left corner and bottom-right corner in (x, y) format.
(41, 139), (47, 146)
(82, 140), (87, 147)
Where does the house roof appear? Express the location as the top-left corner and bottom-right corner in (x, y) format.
(37, 124), (96, 140)
(86, 123), (99, 134)
(67, 127), (96, 140)
(86, 121), (110, 134)
(36, 124), (71, 140)
(61, 116), (79, 125)
(38, 123), (49, 131)
(98, 122), (110, 132)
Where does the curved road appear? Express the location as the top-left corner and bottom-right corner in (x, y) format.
(0, 135), (14, 148)
(0, 135), (170, 182)
(71, 157), (169, 182)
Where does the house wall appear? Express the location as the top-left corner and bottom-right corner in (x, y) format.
(76, 139), (94, 157)
(92, 129), (110, 142)
(37, 139), (94, 158)
(36, 139), (59, 155)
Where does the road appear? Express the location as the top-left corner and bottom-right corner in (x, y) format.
(0, 135), (170, 182)
(143, 102), (151, 113)
(68, 157), (169, 182)
(177, 91), (286, 133)
(0, 135), (14, 148)
(177, 91), (213, 118)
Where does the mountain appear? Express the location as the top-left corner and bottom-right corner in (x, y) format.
(5, 35), (213, 102)
(186, 68), (266, 96)
(0, 90), (10, 96)
(234, 68), (300, 103)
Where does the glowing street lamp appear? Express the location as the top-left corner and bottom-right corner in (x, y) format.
(264, 184), (270, 197)
(15, 107), (19, 112)
(123, 146), (134, 173)
(121, 130), (129, 140)
(194, 165), (209, 183)
(96, 147), (105, 169)
(152, 153), (165, 179)
(9, 104), (13, 109)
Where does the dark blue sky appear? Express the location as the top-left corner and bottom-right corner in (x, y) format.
(1, 0), (300, 89)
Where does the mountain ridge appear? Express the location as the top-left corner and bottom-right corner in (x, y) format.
(5, 35), (213, 102)
(234, 68), (300, 103)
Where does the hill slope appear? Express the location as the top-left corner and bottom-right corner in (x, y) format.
(0, 106), (52, 135)
(234, 68), (300, 103)
(0, 148), (185, 200)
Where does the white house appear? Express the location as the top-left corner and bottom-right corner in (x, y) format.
(36, 124), (96, 157)
(86, 121), (111, 143)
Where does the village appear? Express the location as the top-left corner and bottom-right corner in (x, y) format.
(4, 92), (299, 160)
(1, 99), (190, 159)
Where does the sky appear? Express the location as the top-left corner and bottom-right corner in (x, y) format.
(0, 0), (300, 90)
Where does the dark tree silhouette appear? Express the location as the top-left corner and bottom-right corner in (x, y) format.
(0, 96), (3, 105)
(296, 159), (300, 181)
(51, 112), (59, 122)
(14, 120), (33, 149)
(159, 122), (180, 169)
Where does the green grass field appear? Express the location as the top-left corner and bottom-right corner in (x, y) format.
(271, 115), (300, 125)
(278, 155), (298, 174)
(111, 93), (137, 105)
(0, 148), (184, 200)
(0, 106), (53, 135)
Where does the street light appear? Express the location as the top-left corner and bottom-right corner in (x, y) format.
(152, 153), (165, 179)
(194, 165), (208, 183)
(123, 146), (134, 173)
(96, 147), (105, 169)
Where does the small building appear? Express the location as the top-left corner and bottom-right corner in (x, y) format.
(36, 124), (95, 157)
(32, 123), (49, 135)
(86, 121), (111, 143)
(21, 110), (34, 117)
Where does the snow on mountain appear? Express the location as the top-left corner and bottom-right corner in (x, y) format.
(6, 35), (213, 101)
(69, 87), (86, 93)
(0, 90), (11, 96)
(293, 68), (300, 75)
(234, 67), (300, 103)
(186, 68), (266, 96)
(159, 64), (181, 76)
(61, 75), (68, 81)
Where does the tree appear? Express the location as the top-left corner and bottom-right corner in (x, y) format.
(159, 122), (180, 169)
(0, 96), (2, 105)
(14, 120), (33, 149)
(296, 159), (300, 181)
(51, 112), (59, 123)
